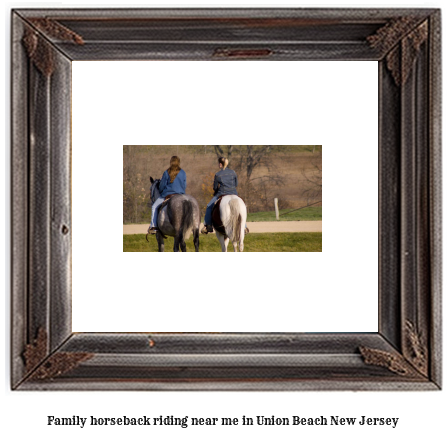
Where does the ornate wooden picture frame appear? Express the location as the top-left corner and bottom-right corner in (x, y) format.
(11, 8), (441, 390)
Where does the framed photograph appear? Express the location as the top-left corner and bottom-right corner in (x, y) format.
(122, 145), (323, 253)
(11, 8), (441, 390)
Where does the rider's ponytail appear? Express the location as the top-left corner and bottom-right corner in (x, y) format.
(218, 156), (229, 170)
(168, 156), (182, 183)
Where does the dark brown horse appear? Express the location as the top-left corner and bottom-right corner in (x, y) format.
(147, 178), (200, 252)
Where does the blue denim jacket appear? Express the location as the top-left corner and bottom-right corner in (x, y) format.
(159, 169), (186, 197)
(213, 168), (238, 196)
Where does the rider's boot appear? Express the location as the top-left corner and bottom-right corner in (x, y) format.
(201, 224), (214, 234)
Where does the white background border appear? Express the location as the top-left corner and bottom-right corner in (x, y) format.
(72, 60), (378, 333)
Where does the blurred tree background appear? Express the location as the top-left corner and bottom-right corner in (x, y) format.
(123, 145), (322, 224)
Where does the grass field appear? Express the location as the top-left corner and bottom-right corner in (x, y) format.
(124, 232), (322, 252)
(247, 206), (322, 222)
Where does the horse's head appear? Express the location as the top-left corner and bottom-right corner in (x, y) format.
(149, 177), (161, 203)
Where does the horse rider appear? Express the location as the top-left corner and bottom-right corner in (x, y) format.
(148, 155), (186, 234)
(201, 156), (248, 235)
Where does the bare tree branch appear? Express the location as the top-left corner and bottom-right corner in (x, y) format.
(213, 145), (234, 164)
(301, 152), (322, 204)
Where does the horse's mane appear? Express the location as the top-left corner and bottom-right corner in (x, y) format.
(151, 179), (161, 202)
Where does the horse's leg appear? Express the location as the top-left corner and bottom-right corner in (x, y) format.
(156, 232), (165, 252)
(179, 234), (187, 252)
(239, 238), (244, 252)
(173, 234), (180, 252)
(172, 230), (187, 252)
(224, 237), (230, 251)
(232, 241), (238, 252)
(216, 232), (227, 252)
(175, 226), (187, 252)
(193, 228), (200, 252)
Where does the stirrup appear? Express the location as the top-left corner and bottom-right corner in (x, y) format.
(148, 227), (159, 234)
(245, 227), (249, 234)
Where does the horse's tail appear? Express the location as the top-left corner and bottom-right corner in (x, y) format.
(179, 199), (195, 241)
(227, 198), (243, 243)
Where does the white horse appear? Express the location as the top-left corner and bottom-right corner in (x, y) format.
(212, 195), (247, 252)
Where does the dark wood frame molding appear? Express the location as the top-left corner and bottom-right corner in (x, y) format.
(11, 8), (442, 390)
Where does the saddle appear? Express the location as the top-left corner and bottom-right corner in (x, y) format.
(158, 194), (177, 212)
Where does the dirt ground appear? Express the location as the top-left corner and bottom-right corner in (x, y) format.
(123, 221), (322, 234)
